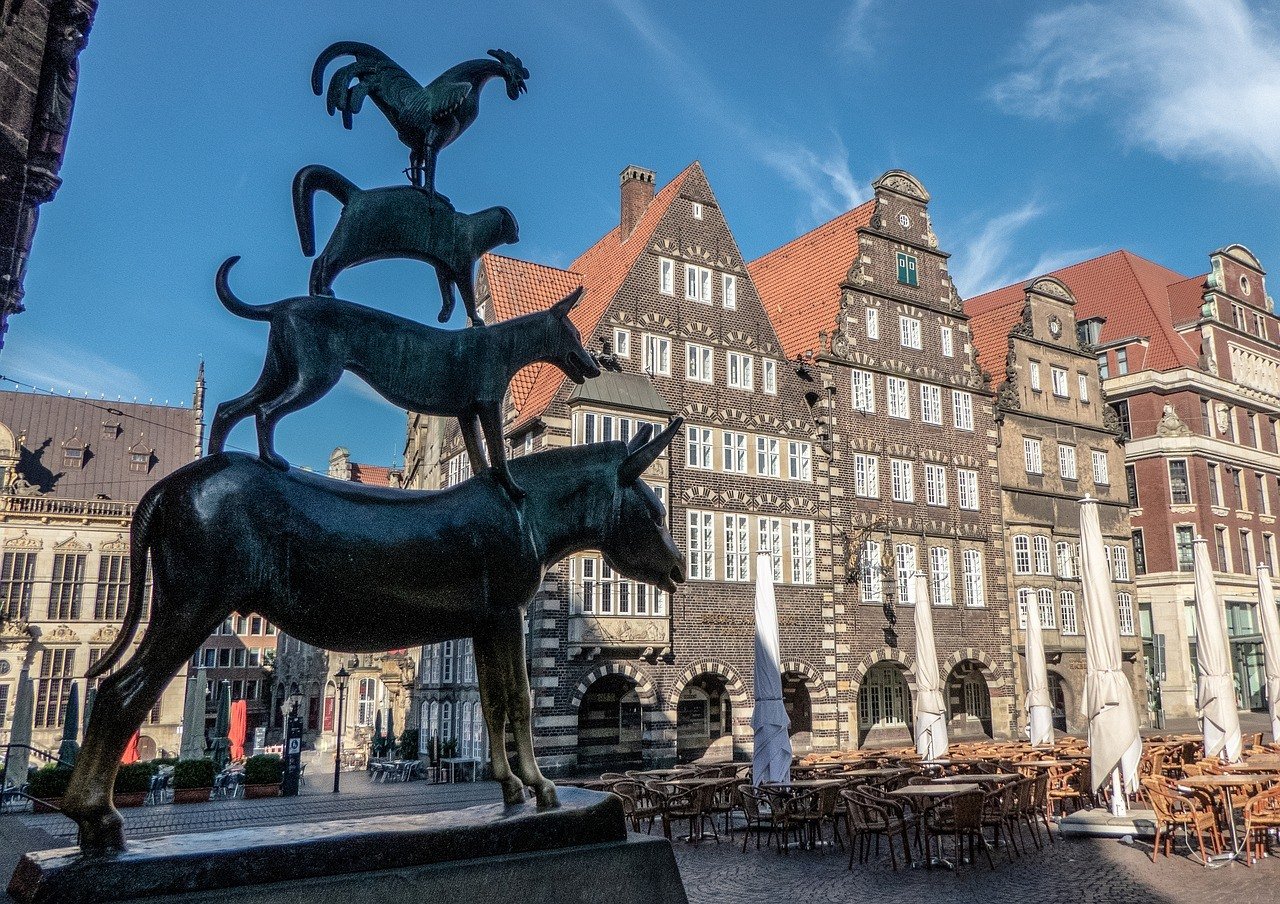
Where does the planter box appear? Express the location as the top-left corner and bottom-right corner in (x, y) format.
(173, 787), (211, 804)
(113, 792), (147, 808)
(31, 797), (62, 815)
(244, 784), (280, 799)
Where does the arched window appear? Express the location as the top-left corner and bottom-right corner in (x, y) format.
(1117, 592), (1136, 636)
(857, 664), (912, 728)
(419, 702), (431, 754)
(472, 704), (485, 759)
(1033, 536), (1051, 575)
(356, 678), (377, 727)
(441, 702), (452, 741)
(1037, 588), (1056, 629)
(429, 701), (439, 741)
(1017, 587), (1033, 629)
(461, 702), (473, 757)
(1056, 541), (1074, 578)
(1013, 535), (1031, 574)
(1059, 591), (1078, 635)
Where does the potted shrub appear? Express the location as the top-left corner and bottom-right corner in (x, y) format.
(26, 764), (73, 813)
(172, 759), (216, 804)
(113, 763), (154, 808)
(397, 729), (419, 762)
(242, 754), (283, 799)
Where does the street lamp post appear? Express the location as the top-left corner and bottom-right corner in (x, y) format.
(282, 682), (304, 797)
(333, 665), (350, 793)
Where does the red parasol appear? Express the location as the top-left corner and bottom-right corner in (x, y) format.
(229, 698), (248, 760)
(121, 731), (140, 765)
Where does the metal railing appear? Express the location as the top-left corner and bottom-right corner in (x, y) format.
(1, 743), (69, 813)
(1, 495), (136, 519)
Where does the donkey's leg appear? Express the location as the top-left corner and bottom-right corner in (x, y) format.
(64, 606), (222, 851)
(458, 413), (490, 477)
(309, 254), (338, 297)
(208, 390), (263, 456)
(254, 366), (340, 471)
(473, 632), (523, 806)
(480, 402), (525, 500)
(494, 614), (557, 809)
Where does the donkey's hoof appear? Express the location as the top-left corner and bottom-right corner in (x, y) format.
(77, 808), (126, 854)
(534, 780), (559, 810)
(262, 450), (290, 471)
(501, 777), (526, 806)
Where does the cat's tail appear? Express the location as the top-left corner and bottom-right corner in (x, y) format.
(292, 164), (357, 257)
(215, 256), (278, 322)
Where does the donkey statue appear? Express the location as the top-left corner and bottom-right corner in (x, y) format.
(63, 421), (684, 852)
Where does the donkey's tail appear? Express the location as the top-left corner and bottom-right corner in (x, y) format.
(292, 164), (357, 257)
(215, 256), (277, 322)
(86, 484), (162, 679)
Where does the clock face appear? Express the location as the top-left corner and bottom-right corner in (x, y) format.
(897, 212), (911, 229)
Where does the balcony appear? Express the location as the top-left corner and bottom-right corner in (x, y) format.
(1, 494), (136, 521)
(569, 614), (670, 659)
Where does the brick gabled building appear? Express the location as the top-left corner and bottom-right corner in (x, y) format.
(969, 246), (1280, 722)
(966, 276), (1144, 735)
(750, 171), (1015, 746)
(406, 163), (836, 769)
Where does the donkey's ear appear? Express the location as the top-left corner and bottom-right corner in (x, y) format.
(619, 417), (683, 485)
(551, 286), (584, 317)
(627, 423), (655, 453)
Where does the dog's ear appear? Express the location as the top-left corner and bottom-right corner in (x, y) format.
(551, 286), (584, 317)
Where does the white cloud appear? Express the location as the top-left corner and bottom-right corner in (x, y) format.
(1, 339), (154, 400)
(993, 0), (1280, 180)
(338, 372), (401, 410)
(839, 0), (879, 58)
(607, 0), (870, 222)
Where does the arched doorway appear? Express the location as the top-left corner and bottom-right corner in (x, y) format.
(137, 735), (157, 761)
(782, 673), (812, 752)
(946, 661), (992, 739)
(1047, 672), (1068, 733)
(677, 674), (732, 763)
(576, 674), (645, 770)
(856, 663), (912, 748)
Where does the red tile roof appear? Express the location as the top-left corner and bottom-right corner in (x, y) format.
(1167, 274), (1209, 326)
(965, 250), (1201, 382)
(489, 162), (697, 431)
(747, 200), (877, 359)
(965, 296), (1024, 386)
(349, 462), (394, 486)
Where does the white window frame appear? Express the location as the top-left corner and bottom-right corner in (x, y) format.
(763, 360), (777, 395)
(1024, 438), (1042, 475)
(1051, 366), (1069, 398)
(920, 384), (942, 425)
(854, 454), (880, 498)
(643, 334), (671, 376)
(1078, 373), (1089, 402)
(659, 258), (674, 295)
(962, 549), (985, 607)
(756, 436), (780, 478)
(899, 315), (922, 350)
(686, 426), (713, 470)
(895, 544), (917, 602)
(940, 326), (954, 357)
(687, 510), (715, 580)
(1118, 592), (1136, 636)
(957, 469), (979, 510)
(1056, 541), (1074, 579)
(925, 463), (947, 506)
(861, 540), (883, 603)
(891, 459), (915, 503)
(1014, 535), (1032, 575)
(787, 441), (812, 482)
(1038, 588), (1056, 629)
(612, 327), (630, 359)
(790, 520), (815, 585)
(685, 264), (712, 303)
(1029, 361), (1042, 392)
(887, 377), (910, 419)
(1017, 588), (1033, 630)
(1034, 535), (1052, 575)
(851, 370), (876, 413)
(691, 201), (703, 220)
(951, 390), (974, 431)
(722, 273), (736, 309)
(722, 431), (747, 473)
(686, 342), (713, 383)
(727, 352), (754, 391)
(865, 307), (879, 340)
(724, 514), (750, 582)
(929, 547), (953, 607)
(758, 518), (783, 581)
(1092, 449), (1109, 485)
(1058, 444), (1077, 480)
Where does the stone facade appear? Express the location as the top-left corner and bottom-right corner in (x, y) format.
(967, 276), (1145, 735)
(0, 374), (201, 758)
(0, 0), (97, 349)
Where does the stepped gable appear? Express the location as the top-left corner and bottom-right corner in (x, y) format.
(482, 163), (696, 432)
(747, 200), (877, 359)
(965, 249), (1201, 383)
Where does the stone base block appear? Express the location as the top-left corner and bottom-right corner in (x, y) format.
(8, 788), (687, 904)
(1058, 807), (1157, 839)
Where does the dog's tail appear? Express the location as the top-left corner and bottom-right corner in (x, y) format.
(86, 483), (162, 679)
(293, 164), (357, 257)
(216, 256), (277, 321)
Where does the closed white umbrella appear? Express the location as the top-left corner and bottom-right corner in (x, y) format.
(1023, 597), (1055, 746)
(1078, 497), (1141, 814)
(180, 667), (209, 760)
(1194, 537), (1242, 762)
(911, 571), (948, 759)
(751, 551), (791, 785)
(1256, 566), (1280, 744)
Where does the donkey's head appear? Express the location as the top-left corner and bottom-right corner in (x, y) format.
(601, 419), (686, 592)
(538, 287), (601, 385)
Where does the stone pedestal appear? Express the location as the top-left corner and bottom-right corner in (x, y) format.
(9, 789), (687, 904)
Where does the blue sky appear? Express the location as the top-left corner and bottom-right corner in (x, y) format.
(7, 0), (1280, 471)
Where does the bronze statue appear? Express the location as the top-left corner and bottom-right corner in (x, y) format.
(63, 423), (685, 851)
(206, 257), (598, 498)
(312, 43), (528, 194)
(293, 164), (518, 325)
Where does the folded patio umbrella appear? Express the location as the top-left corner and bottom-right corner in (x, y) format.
(1023, 594), (1055, 746)
(751, 551), (791, 786)
(58, 683), (80, 766)
(121, 730), (140, 765)
(180, 668), (209, 760)
(1078, 497), (1140, 805)
(229, 698), (248, 760)
(1194, 537), (1242, 762)
(911, 571), (948, 759)
(210, 681), (231, 772)
(1256, 566), (1280, 744)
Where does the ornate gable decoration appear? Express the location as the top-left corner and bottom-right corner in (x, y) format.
(1027, 276), (1076, 304)
(4, 530), (42, 550)
(91, 624), (120, 644)
(871, 170), (930, 203)
(101, 533), (129, 554)
(43, 624), (78, 644)
(53, 533), (91, 552)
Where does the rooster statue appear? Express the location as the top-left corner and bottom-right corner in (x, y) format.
(312, 43), (529, 195)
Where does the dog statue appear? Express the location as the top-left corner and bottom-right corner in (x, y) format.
(207, 256), (599, 499)
(293, 164), (519, 327)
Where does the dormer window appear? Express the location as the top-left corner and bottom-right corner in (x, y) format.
(128, 436), (154, 474)
(62, 437), (86, 469)
(101, 421), (121, 440)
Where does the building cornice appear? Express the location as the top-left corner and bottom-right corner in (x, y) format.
(1124, 433), (1280, 473)
(1104, 366), (1280, 414)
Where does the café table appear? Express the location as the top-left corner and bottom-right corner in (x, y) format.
(940, 772), (1020, 785)
(837, 767), (913, 783)
(1178, 773), (1280, 863)
(887, 783), (981, 869)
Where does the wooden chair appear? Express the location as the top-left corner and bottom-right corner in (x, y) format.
(1046, 765), (1085, 817)
(1243, 784), (1280, 865)
(1142, 778), (1222, 864)
(841, 787), (913, 871)
(979, 782), (1019, 862)
(923, 790), (994, 871)
(737, 783), (783, 852)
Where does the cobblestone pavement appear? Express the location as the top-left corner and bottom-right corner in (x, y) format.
(4, 775), (1279, 903)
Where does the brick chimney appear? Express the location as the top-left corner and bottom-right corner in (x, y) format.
(619, 165), (656, 240)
